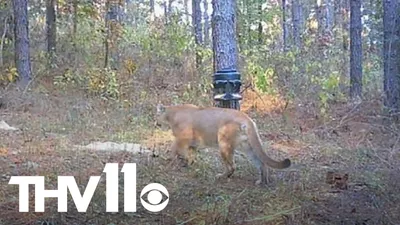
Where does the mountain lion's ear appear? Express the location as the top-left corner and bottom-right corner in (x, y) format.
(156, 104), (166, 113)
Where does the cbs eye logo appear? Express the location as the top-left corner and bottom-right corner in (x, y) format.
(140, 183), (169, 212)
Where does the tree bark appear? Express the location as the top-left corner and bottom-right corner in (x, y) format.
(104, 0), (122, 69)
(282, 0), (289, 51)
(212, 0), (238, 71)
(349, 0), (362, 100)
(184, 0), (189, 23)
(316, 0), (325, 37)
(163, 1), (168, 24)
(292, 0), (302, 49)
(193, 0), (203, 68)
(341, 0), (349, 50)
(12, 0), (32, 87)
(168, 0), (174, 17)
(325, 0), (334, 34)
(72, 0), (78, 66)
(204, 0), (210, 47)
(46, 0), (56, 67)
(383, 0), (400, 112)
(258, 0), (263, 45)
(0, 8), (13, 68)
(150, 0), (155, 13)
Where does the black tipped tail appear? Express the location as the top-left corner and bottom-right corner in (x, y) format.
(281, 158), (291, 169)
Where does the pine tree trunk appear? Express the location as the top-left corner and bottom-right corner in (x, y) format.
(184, 0), (189, 23)
(212, 0), (238, 71)
(12, 0), (32, 87)
(383, 0), (400, 112)
(282, 0), (289, 51)
(203, 0), (210, 47)
(325, 0), (334, 34)
(292, 0), (302, 49)
(349, 0), (362, 101)
(316, 0), (325, 37)
(104, 0), (122, 69)
(46, 0), (56, 67)
(192, 0), (203, 68)
(257, 0), (262, 45)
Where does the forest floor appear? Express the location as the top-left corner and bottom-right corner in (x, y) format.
(0, 83), (399, 225)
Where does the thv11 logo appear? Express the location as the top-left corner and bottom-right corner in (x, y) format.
(8, 163), (169, 213)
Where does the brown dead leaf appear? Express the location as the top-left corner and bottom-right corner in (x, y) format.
(0, 148), (8, 156)
(326, 171), (349, 190)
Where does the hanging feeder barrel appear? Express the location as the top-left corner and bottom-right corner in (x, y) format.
(212, 69), (242, 110)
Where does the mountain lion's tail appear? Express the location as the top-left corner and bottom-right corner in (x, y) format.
(245, 120), (291, 169)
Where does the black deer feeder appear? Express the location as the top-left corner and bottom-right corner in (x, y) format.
(212, 69), (242, 110)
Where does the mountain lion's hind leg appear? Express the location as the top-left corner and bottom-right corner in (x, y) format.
(244, 147), (270, 185)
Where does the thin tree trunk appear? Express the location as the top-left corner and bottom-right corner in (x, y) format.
(46, 0), (56, 67)
(104, 0), (122, 69)
(0, 11), (13, 68)
(282, 0), (288, 51)
(125, 0), (134, 25)
(341, 0), (349, 51)
(247, 0), (252, 47)
(184, 0), (189, 23)
(73, 0), (78, 66)
(292, 0), (302, 49)
(192, 0), (203, 68)
(150, 0), (155, 13)
(349, 0), (362, 100)
(334, 0), (341, 36)
(258, 0), (263, 45)
(236, 0), (243, 50)
(203, 0), (210, 46)
(168, 0), (174, 17)
(325, 0), (334, 35)
(12, 0), (32, 87)
(163, 1), (168, 24)
(383, 0), (400, 112)
(316, 0), (325, 37)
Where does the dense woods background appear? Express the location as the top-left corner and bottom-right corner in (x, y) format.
(1, 0), (398, 113)
(0, 0), (400, 224)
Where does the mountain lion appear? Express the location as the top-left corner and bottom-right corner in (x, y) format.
(155, 103), (291, 185)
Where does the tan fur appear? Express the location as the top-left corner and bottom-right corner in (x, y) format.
(155, 103), (291, 184)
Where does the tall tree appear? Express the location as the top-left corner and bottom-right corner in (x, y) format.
(282, 0), (289, 51)
(325, 0), (334, 34)
(149, 0), (155, 14)
(349, 0), (362, 100)
(125, 0), (134, 25)
(341, 0), (350, 50)
(104, 0), (123, 69)
(168, 0), (175, 17)
(203, 0), (210, 47)
(12, 0), (32, 87)
(0, 6), (13, 67)
(192, 0), (203, 68)
(184, 0), (189, 23)
(257, 0), (263, 44)
(246, 0), (252, 47)
(292, 0), (302, 49)
(163, 1), (168, 24)
(383, 0), (400, 112)
(46, 0), (56, 66)
(212, 0), (238, 72)
(316, 0), (325, 38)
